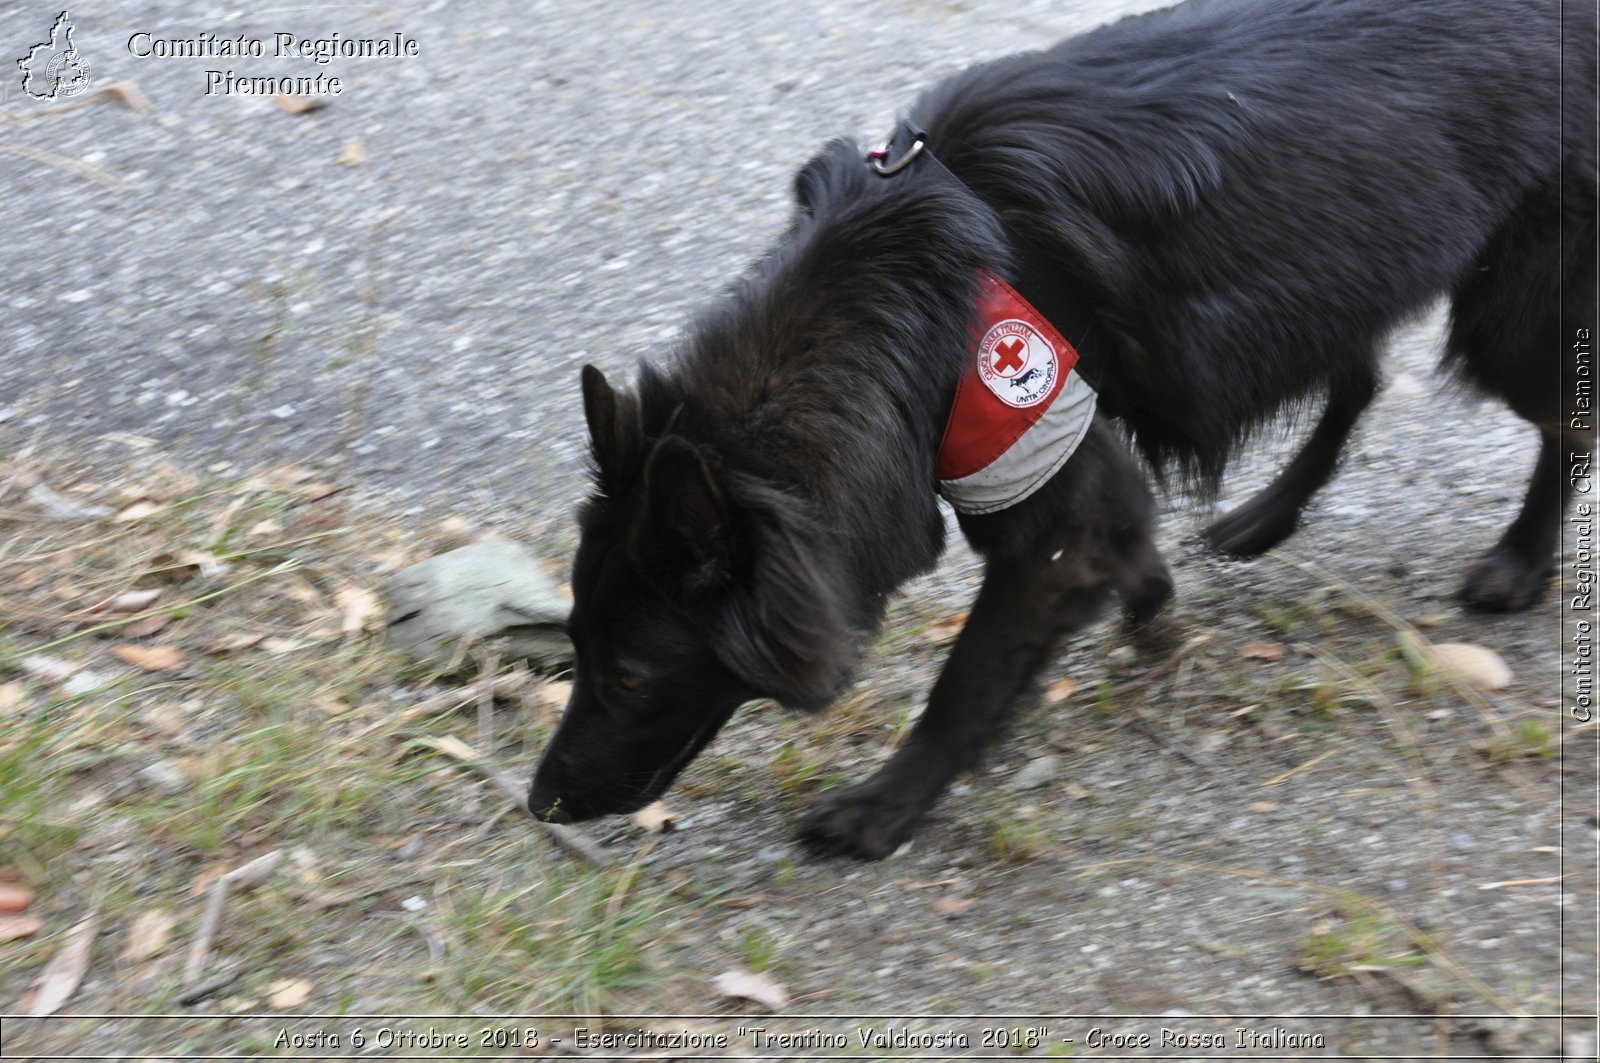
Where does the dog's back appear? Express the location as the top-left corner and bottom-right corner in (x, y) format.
(913, 0), (1591, 476)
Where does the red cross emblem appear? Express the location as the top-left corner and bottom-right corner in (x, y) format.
(993, 338), (1026, 374)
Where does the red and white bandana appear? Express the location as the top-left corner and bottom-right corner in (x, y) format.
(935, 270), (1098, 514)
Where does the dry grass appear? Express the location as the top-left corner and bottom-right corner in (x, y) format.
(0, 454), (679, 1052)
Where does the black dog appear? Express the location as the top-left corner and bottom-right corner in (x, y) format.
(530, 0), (1597, 859)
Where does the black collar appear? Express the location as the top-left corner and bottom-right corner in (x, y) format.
(867, 125), (1112, 402)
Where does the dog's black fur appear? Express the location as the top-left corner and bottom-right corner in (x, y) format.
(530, 0), (1597, 858)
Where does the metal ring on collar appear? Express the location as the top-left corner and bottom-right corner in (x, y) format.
(868, 133), (925, 175)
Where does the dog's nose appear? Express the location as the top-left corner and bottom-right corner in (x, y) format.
(527, 788), (574, 823)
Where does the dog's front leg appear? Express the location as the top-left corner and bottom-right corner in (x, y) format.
(799, 547), (1117, 859)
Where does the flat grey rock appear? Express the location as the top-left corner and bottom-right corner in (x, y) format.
(382, 539), (572, 670)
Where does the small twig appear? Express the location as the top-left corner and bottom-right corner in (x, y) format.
(3, 560), (299, 663)
(399, 672), (533, 722)
(476, 649), (500, 758)
(175, 968), (241, 1006)
(1263, 745), (1342, 785)
(1478, 875), (1562, 890)
(180, 850), (283, 1000)
(0, 143), (129, 190)
(409, 734), (611, 868)
(182, 878), (231, 989)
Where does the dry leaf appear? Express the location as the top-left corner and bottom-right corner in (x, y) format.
(202, 632), (265, 655)
(0, 916), (43, 943)
(1242, 641), (1287, 662)
(272, 94), (324, 114)
(0, 682), (25, 715)
(712, 969), (789, 1010)
(261, 638), (305, 655)
(932, 896), (974, 917)
(416, 735), (481, 762)
(630, 802), (677, 833)
(114, 500), (163, 523)
(26, 914), (98, 1016)
(337, 139), (367, 166)
(315, 695), (352, 717)
(924, 612), (968, 643)
(1249, 801), (1278, 813)
(1429, 643), (1513, 692)
(336, 586), (380, 639)
(266, 978), (313, 1009)
(123, 613), (172, 639)
(189, 861), (232, 898)
(0, 884), (35, 913)
(113, 644), (187, 672)
(120, 909), (175, 963)
(1043, 676), (1079, 705)
(539, 680), (573, 712)
(107, 588), (162, 612)
(248, 518), (283, 538)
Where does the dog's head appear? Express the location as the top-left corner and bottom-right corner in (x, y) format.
(529, 365), (855, 822)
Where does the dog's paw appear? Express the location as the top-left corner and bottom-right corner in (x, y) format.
(1202, 495), (1301, 558)
(797, 780), (929, 860)
(1461, 546), (1552, 612)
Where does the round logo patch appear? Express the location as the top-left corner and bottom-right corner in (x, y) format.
(976, 318), (1058, 408)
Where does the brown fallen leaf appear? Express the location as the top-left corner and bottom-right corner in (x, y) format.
(272, 94), (324, 114)
(1043, 676), (1079, 705)
(120, 909), (175, 963)
(25, 914), (98, 1016)
(1242, 641), (1287, 662)
(336, 586), (380, 640)
(924, 613), (968, 643)
(0, 682), (26, 715)
(113, 644), (187, 672)
(0, 915), (43, 943)
(201, 632), (265, 655)
(1429, 642), (1513, 692)
(267, 978), (313, 1009)
(114, 500), (163, 523)
(122, 613), (172, 639)
(712, 969), (789, 1010)
(0, 884), (35, 913)
(932, 896), (974, 917)
(539, 680), (573, 713)
(630, 801), (677, 833)
(337, 139), (367, 166)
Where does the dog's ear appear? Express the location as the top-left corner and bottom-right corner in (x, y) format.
(642, 434), (731, 587)
(711, 487), (854, 711)
(793, 138), (859, 215)
(581, 364), (643, 490)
